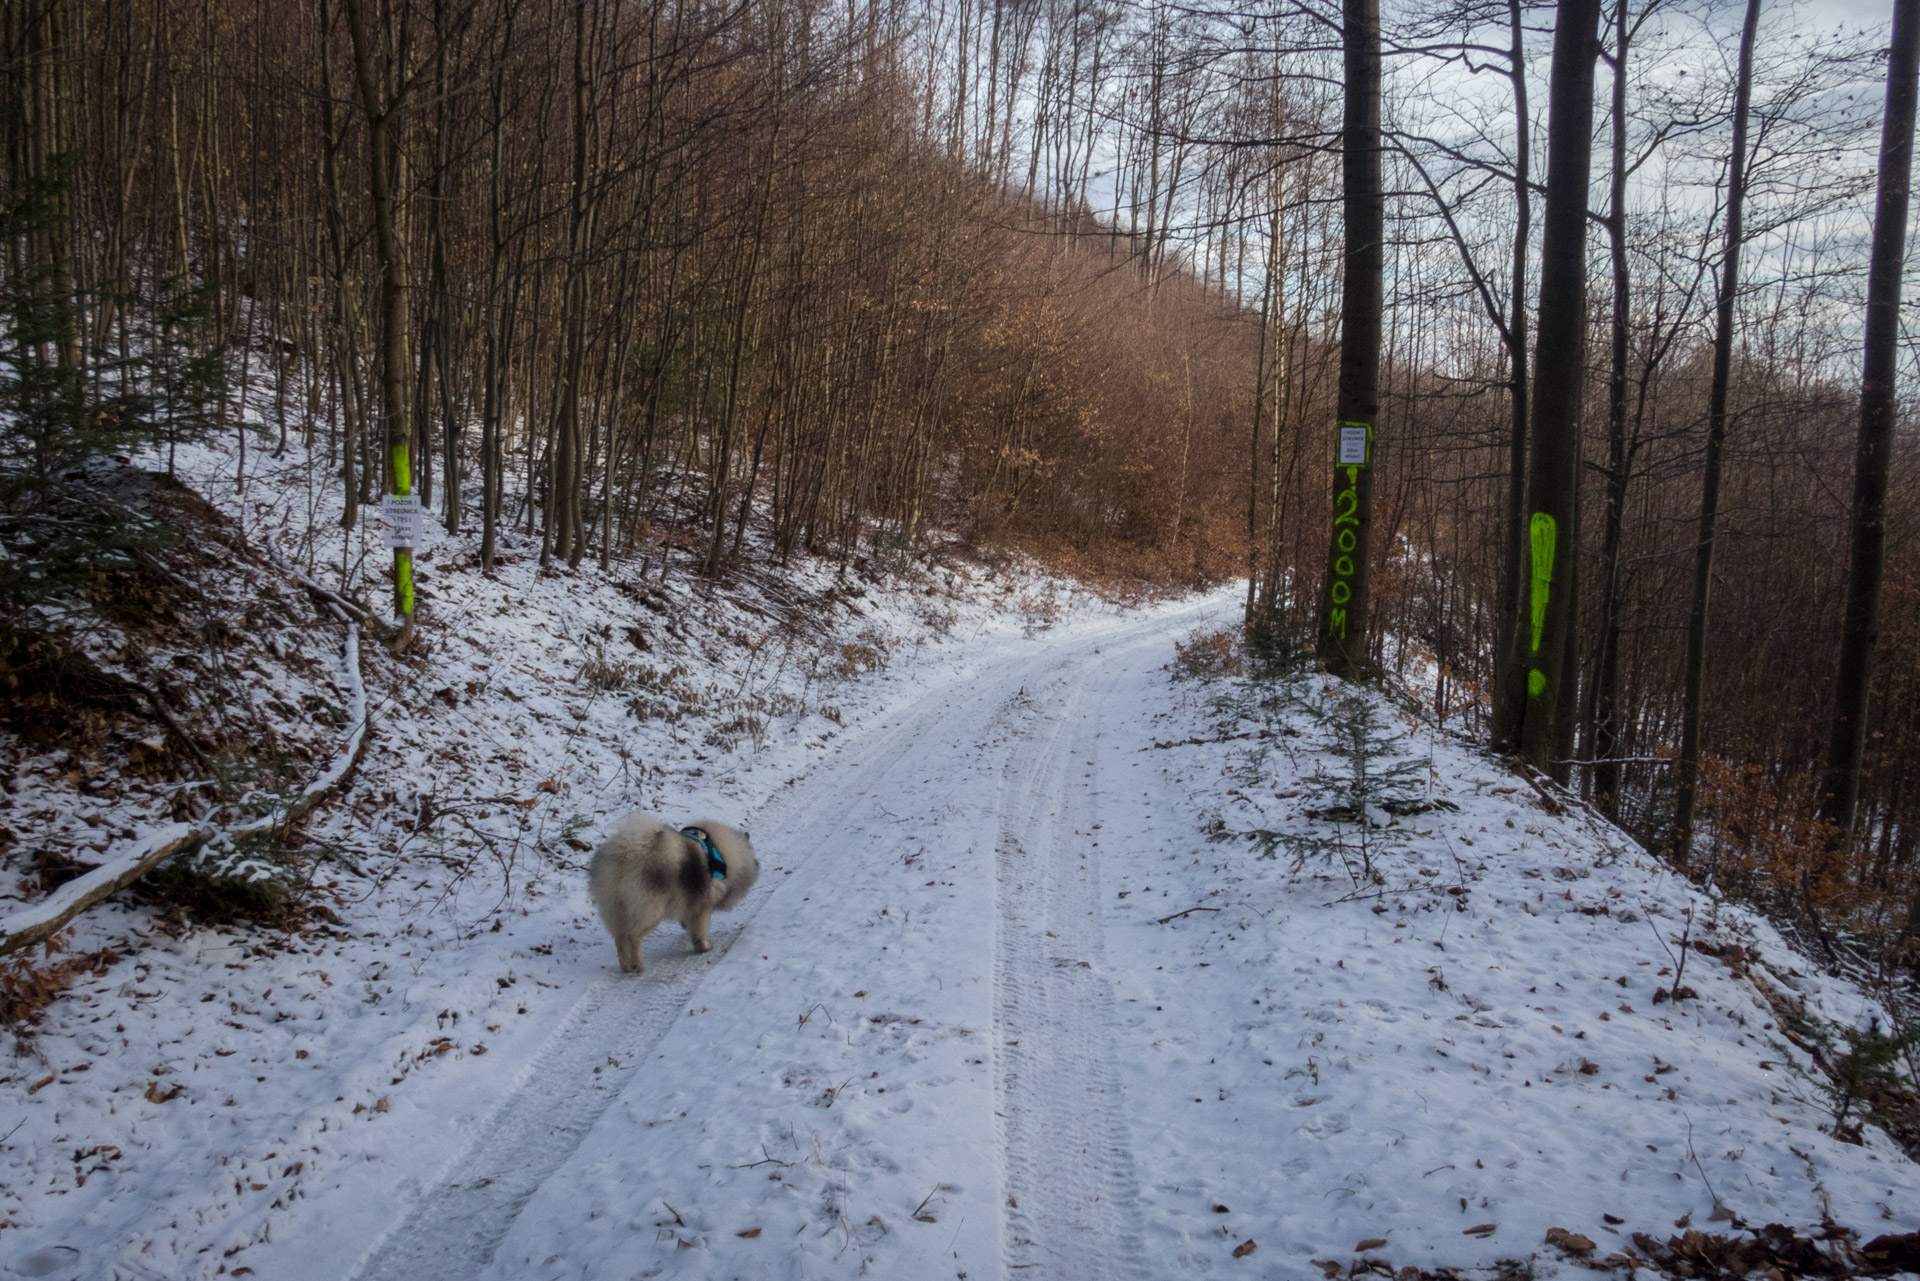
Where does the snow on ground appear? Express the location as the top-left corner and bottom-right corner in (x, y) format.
(1105, 649), (1920, 1275)
(423, 603), (1920, 1281)
(0, 441), (1097, 1280)
(3, 442), (1917, 1281)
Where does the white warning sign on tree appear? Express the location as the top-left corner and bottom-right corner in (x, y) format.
(381, 493), (423, 549)
(1338, 425), (1370, 466)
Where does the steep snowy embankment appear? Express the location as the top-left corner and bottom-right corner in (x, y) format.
(1097, 649), (1920, 1277)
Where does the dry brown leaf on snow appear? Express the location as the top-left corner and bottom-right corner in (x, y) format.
(1355, 1238), (1388, 1251)
(1231, 1239), (1256, 1258)
(736, 1228), (762, 1239)
(1463, 1223), (1498, 1237)
(1312, 1260), (1342, 1278)
(1545, 1227), (1596, 1254)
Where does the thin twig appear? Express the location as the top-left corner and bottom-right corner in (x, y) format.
(1684, 1115), (1722, 1208)
(1554, 756), (1672, 766)
(1157, 906), (1222, 924)
(729, 1145), (794, 1170)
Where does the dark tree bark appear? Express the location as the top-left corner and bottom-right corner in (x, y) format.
(1820, 0), (1920, 837)
(1496, 0), (1602, 767)
(1590, 0), (1637, 814)
(342, 0), (417, 649)
(1315, 0), (1381, 677)
(1491, 0), (1532, 739)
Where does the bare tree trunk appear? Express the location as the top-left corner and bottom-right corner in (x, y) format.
(1497, 0), (1602, 767)
(1670, 0), (1762, 863)
(1491, 0), (1531, 737)
(342, 0), (416, 648)
(1315, 0), (1381, 678)
(1820, 0), (1920, 836)
(1590, 0), (1641, 813)
(552, 0), (597, 570)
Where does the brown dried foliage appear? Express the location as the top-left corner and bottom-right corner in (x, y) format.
(1, 935), (122, 1026)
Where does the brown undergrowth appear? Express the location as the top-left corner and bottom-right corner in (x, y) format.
(1, 463), (356, 967)
(1303, 1209), (1920, 1279)
(1, 934), (123, 1025)
(1686, 757), (1920, 1159)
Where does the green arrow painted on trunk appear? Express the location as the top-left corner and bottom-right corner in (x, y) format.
(1527, 512), (1556, 702)
(1528, 512), (1556, 654)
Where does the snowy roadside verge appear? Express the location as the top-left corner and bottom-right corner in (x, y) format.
(1103, 627), (1920, 1277)
(0, 443), (1118, 1280)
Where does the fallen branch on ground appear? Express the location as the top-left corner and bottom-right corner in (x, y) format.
(231, 624), (370, 838)
(0, 824), (207, 955)
(1157, 906), (1222, 924)
(264, 547), (397, 643)
(1, 623), (370, 957)
(1139, 732), (1261, 751)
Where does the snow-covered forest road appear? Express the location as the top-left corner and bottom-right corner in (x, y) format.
(343, 595), (1226, 1281)
(9, 584), (1920, 1281)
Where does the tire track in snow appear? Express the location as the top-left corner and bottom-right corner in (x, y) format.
(345, 636), (1094, 1281)
(345, 600), (1218, 1281)
(994, 638), (1152, 1281)
(347, 941), (740, 1281)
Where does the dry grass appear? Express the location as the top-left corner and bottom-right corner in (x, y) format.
(1172, 627), (1245, 682)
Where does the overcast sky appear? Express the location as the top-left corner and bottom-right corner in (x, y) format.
(1809, 0), (1894, 31)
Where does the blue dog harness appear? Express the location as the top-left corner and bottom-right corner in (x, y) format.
(682, 827), (726, 880)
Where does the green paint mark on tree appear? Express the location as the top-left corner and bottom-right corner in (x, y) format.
(1529, 668), (1547, 698)
(1529, 512), (1557, 654)
(1324, 439), (1369, 643)
(392, 444), (414, 619)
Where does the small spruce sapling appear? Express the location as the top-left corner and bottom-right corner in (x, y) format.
(1221, 684), (1436, 887)
(1824, 1017), (1918, 1141)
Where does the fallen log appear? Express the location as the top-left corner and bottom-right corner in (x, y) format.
(1, 622), (370, 957)
(232, 623), (370, 837)
(1, 824), (206, 956)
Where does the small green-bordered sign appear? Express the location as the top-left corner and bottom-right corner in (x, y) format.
(1338, 421), (1371, 466)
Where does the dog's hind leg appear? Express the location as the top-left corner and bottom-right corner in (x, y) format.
(623, 904), (669, 974)
(682, 906), (714, 954)
(608, 902), (643, 974)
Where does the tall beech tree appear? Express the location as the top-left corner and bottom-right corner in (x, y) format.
(1494, 0), (1601, 771)
(340, 0), (419, 649)
(1315, 0), (1382, 677)
(1820, 0), (1920, 839)
(1669, 0), (1762, 864)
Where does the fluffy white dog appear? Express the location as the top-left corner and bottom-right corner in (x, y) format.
(587, 814), (759, 973)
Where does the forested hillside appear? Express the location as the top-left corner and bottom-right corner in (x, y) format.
(9, 0), (1920, 1274)
(4, 0), (1920, 1145)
